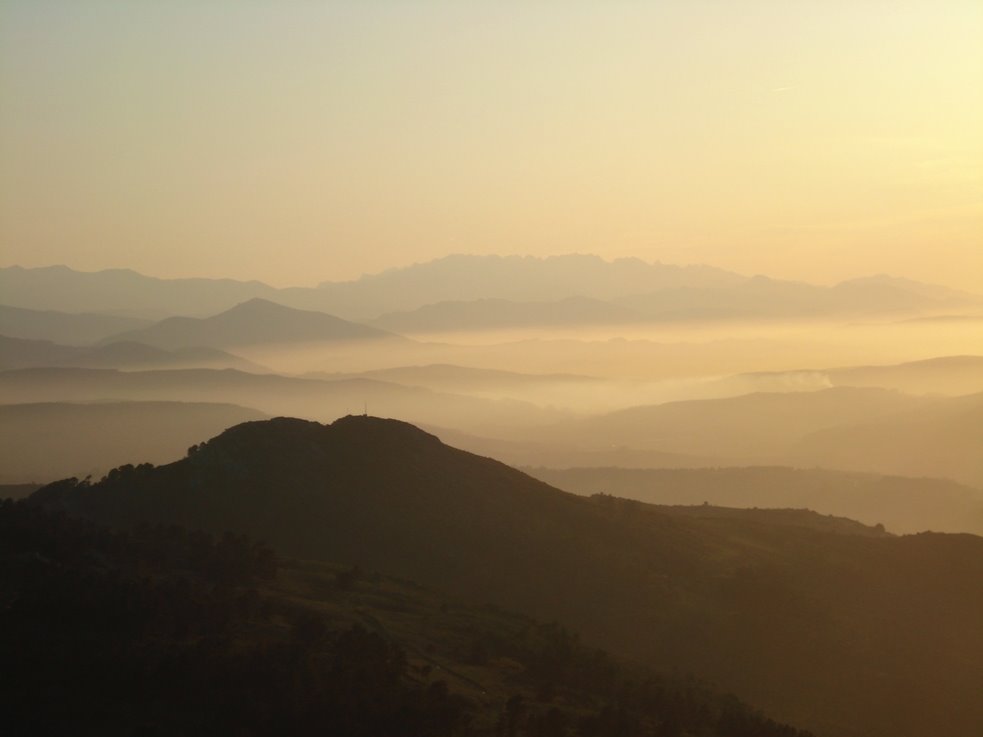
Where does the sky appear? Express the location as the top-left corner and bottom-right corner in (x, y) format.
(1, 1), (981, 289)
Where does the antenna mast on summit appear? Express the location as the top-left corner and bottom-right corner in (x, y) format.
(363, 401), (368, 417)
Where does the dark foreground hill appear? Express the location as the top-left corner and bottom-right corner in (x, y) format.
(33, 416), (983, 737)
(1, 499), (811, 737)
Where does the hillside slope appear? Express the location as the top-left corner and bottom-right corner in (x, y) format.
(33, 415), (983, 737)
(527, 466), (983, 536)
(1, 499), (812, 737)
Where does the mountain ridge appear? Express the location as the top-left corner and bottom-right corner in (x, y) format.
(5, 257), (977, 323)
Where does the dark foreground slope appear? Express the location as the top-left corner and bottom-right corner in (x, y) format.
(1, 500), (809, 737)
(34, 416), (983, 737)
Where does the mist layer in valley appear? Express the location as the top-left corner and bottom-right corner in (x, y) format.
(2, 255), (981, 526)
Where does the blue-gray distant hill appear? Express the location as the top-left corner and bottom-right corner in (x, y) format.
(104, 298), (401, 350)
(0, 335), (265, 372)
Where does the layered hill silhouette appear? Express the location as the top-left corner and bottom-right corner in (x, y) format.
(530, 387), (982, 484)
(0, 303), (152, 345)
(33, 415), (983, 737)
(0, 264), (277, 317)
(308, 364), (605, 408)
(103, 298), (399, 350)
(548, 386), (929, 458)
(788, 391), (983, 487)
(5, 258), (978, 323)
(825, 354), (983, 395)
(0, 366), (565, 435)
(529, 466), (983, 536)
(0, 335), (265, 372)
(0, 401), (267, 483)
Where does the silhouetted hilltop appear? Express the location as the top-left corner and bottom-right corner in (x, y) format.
(33, 415), (983, 737)
(103, 298), (400, 350)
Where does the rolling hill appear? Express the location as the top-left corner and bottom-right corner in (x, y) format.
(788, 391), (983, 487)
(103, 298), (400, 350)
(0, 303), (152, 345)
(548, 387), (931, 459)
(32, 415), (983, 737)
(1, 499), (813, 737)
(0, 264), (276, 317)
(0, 366), (566, 436)
(527, 466), (983, 536)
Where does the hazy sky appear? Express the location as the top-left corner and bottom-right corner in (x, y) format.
(1, 1), (981, 289)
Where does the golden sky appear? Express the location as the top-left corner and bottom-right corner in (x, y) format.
(1, 1), (981, 289)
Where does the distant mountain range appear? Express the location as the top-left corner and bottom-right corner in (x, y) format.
(32, 415), (983, 737)
(3, 256), (979, 324)
(0, 265), (278, 318)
